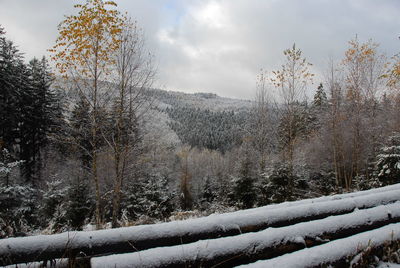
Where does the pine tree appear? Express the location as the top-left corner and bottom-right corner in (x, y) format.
(120, 175), (173, 222)
(19, 57), (60, 183)
(309, 83), (328, 132)
(18, 63), (38, 182)
(376, 133), (400, 185)
(259, 164), (297, 205)
(313, 83), (328, 107)
(40, 179), (68, 232)
(142, 175), (174, 219)
(1, 27), (61, 184)
(0, 29), (23, 157)
(0, 184), (38, 237)
(0, 148), (23, 187)
(66, 177), (94, 229)
(230, 154), (257, 209)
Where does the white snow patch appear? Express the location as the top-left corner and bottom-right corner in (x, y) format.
(238, 223), (400, 268)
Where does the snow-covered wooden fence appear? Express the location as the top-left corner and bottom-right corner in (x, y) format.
(2, 184), (400, 267)
(90, 203), (400, 268)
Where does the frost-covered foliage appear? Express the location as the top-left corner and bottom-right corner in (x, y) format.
(0, 151), (35, 237)
(66, 178), (94, 229)
(376, 133), (400, 186)
(39, 178), (94, 232)
(259, 164), (309, 205)
(229, 156), (257, 209)
(259, 165), (293, 205)
(198, 175), (221, 210)
(278, 102), (314, 152)
(0, 149), (23, 186)
(355, 174), (382, 191)
(307, 171), (337, 195)
(198, 175), (230, 213)
(0, 185), (38, 237)
(41, 179), (68, 220)
(120, 174), (175, 222)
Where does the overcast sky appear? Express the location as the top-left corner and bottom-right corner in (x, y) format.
(1, 0), (399, 99)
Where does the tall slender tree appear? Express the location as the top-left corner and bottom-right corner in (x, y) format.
(20, 57), (59, 182)
(107, 18), (155, 227)
(342, 37), (385, 189)
(0, 26), (22, 156)
(250, 69), (275, 171)
(50, 0), (126, 227)
(271, 44), (314, 173)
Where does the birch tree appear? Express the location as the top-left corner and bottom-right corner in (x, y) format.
(50, 0), (125, 228)
(271, 44), (314, 171)
(250, 69), (276, 171)
(108, 19), (156, 227)
(342, 37), (385, 188)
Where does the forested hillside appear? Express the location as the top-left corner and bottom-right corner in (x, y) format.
(1, 0), (400, 241)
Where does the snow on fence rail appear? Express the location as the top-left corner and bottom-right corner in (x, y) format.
(238, 223), (400, 268)
(225, 182), (400, 215)
(1, 185), (400, 266)
(90, 202), (400, 268)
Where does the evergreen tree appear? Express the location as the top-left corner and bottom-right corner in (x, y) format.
(120, 175), (174, 221)
(0, 148), (22, 187)
(18, 63), (38, 182)
(308, 171), (337, 196)
(1, 27), (61, 184)
(0, 184), (38, 237)
(313, 83), (328, 107)
(259, 164), (295, 205)
(230, 154), (257, 209)
(0, 28), (23, 156)
(40, 179), (68, 232)
(66, 177), (94, 230)
(376, 133), (400, 185)
(20, 57), (59, 182)
(142, 175), (174, 219)
(309, 83), (328, 132)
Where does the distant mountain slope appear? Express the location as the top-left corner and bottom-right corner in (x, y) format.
(147, 88), (252, 112)
(146, 89), (252, 151)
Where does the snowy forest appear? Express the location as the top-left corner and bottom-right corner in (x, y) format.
(1, 0), (400, 241)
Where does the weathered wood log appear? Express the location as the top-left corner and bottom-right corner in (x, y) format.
(1, 187), (400, 266)
(238, 223), (400, 268)
(90, 202), (400, 268)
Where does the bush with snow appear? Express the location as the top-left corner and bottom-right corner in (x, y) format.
(0, 185), (38, 237)
(376, 133), (400, 185)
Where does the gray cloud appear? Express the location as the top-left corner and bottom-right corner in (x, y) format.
(1, 0), (399, 99)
